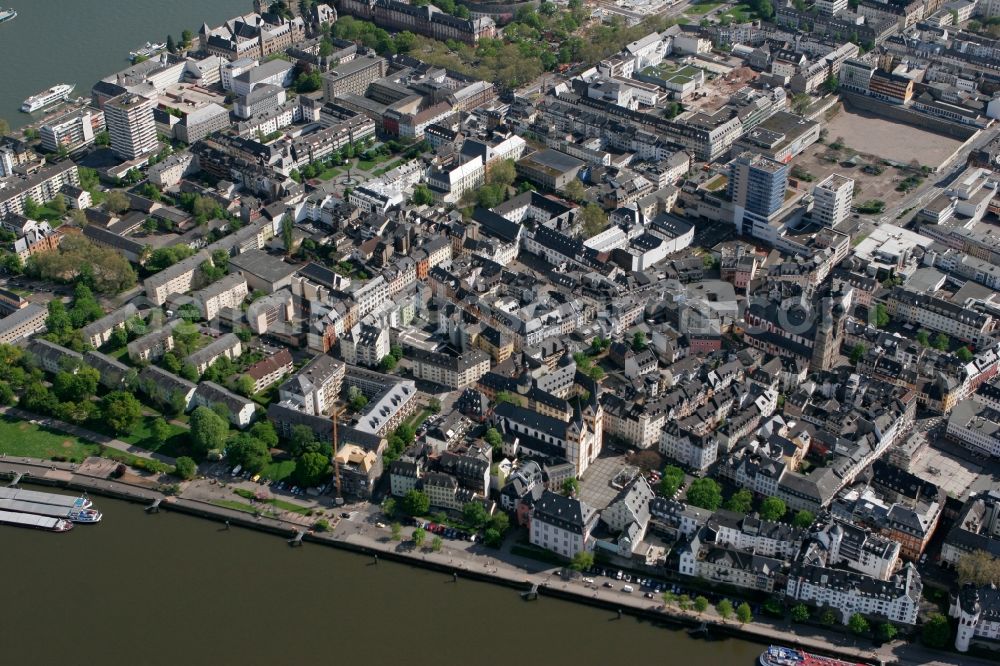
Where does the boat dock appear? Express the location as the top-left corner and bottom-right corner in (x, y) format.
(0, 509), (72, 532)
(0, 486), (90, 508)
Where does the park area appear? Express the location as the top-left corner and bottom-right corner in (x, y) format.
(822, 106), (964, 169)
(642, 62), (703, 86)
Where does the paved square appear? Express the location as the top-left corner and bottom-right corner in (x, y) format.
(908, 445), (981, 499)
(578, 453), (631, 510)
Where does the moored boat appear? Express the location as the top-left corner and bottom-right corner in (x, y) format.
(0, 509), (74, 532)
(21, 83), (74, 113)
(0, 7), (16, 24)
(760, 646), (868, 666)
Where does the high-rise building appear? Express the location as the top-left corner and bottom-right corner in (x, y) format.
(104, 93), (157, 160)
(728, 151), (788, 237)
(812, 174), (854, 227)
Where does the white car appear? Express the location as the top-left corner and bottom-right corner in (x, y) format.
(622, 585), (634, 594)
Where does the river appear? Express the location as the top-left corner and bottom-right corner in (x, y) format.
(0, 489), (764, 665)
(0, 0), (251, 129)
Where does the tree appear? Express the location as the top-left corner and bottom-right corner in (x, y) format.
(580, 203), (607, 238)
(686, 478), (723, 511)
(660, 465), (684, 497)
(820, 609), (837, 626)
(677, 594), (692, 611)
(957, 550), (1000, 586)
(281, 215), (294, 255)
(0, 381), (14, 406)
(791, 93), (812, 115)
(250, 422), (278, 449)
(791, 603), (810, 623)
(412, 526), (427, 547)
(957, 346), (974, 362)
(822, 74), (839, 94)
(874, 303), (890, 328)
(736, 602), (753, 624)
(103, 190), (130, 214)
(725, 488), (754, 513)
(916, 330), (930, 347)
(151, 417), (170, 447)
(235, 374), (256, 397)
(760, 497), (786, 521)
(431, 535), (443, 552)
(462, 501), (489, 529)
(932, 332), (950, 352)
(562, 477), (580, 496)
(378, 354), (397, 373)
(227, 433), (272, 473)
(174, 456), (197, 480)
(694, 596), (709, 614)
(922, 613), (951, 648)
(849, 344), (866, 365)
(401, 489), (430, 516)
(166, 34), (177, 54)
(564, 179), (586, 202)
(294, 451), (330, 486)
(485, 427), (503, 456)
(428, 397), (442, 414)
(412, 183), (435, 206)
(631, 331), (647, 351)
(570, 550), (594, 572)
(181, 29), (193, 48)
(349, 392), (369, 413)
(102, 391), (142, 435)
(190, 406), (229, 457)
(717, 599), (734, 621)
(848, 612), (870, 635)
(487, 159), (517, 188)
(391, 522), (402, 541)
(878, 623), (898, 642)
(792, 510), (815, 528)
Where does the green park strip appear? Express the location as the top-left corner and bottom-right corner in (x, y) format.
(211, 499), (260, 515)
(0, 414), (99, 461)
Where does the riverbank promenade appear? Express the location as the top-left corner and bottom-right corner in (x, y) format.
(0, 455), (987, 666)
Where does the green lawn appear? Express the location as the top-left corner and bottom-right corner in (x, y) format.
(720, 3), (757, 21)
(234, 486), (311, 514)
(317, 166), (342, 181)
(87, 414), (189, 458)
(262, 459), (296, 481)
(355, 153), (393, 171)
(0, 414), (100, 461)
(404, 408), (433, 431)
(685, 1), (723, 14)
(211, 499), (259, 515)
(372, 159), (404, 177)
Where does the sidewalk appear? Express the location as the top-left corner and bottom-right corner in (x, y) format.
(0, 405), (178, 465)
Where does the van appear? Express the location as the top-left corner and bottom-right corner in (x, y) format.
(622, 585), (634, 594)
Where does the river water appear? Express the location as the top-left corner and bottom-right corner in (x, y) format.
(0, 0), (251, 129)
(1, 489), (764, 665)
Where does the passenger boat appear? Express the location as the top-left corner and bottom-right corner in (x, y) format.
(21, 84), (74, 113)
(0, 7), (17, 23)
(130, 41), (166, 61)
(759, 646), (867, 666)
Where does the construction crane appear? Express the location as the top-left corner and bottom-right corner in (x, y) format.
(331, 405), (344, 505)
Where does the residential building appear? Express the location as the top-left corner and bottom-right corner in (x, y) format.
(406, 347), (491, 390)
(187, 333), (242, 376)
(812, 174), (854, 227)
(80, 304), (139, 349)
(244, 348), (294, 394)
(39, 108), (105, 154)
(192, 381), (256, 428)
(529, 490), (598, 559)
(192, 273), (249, 321)
(104, 93), (158, 160)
